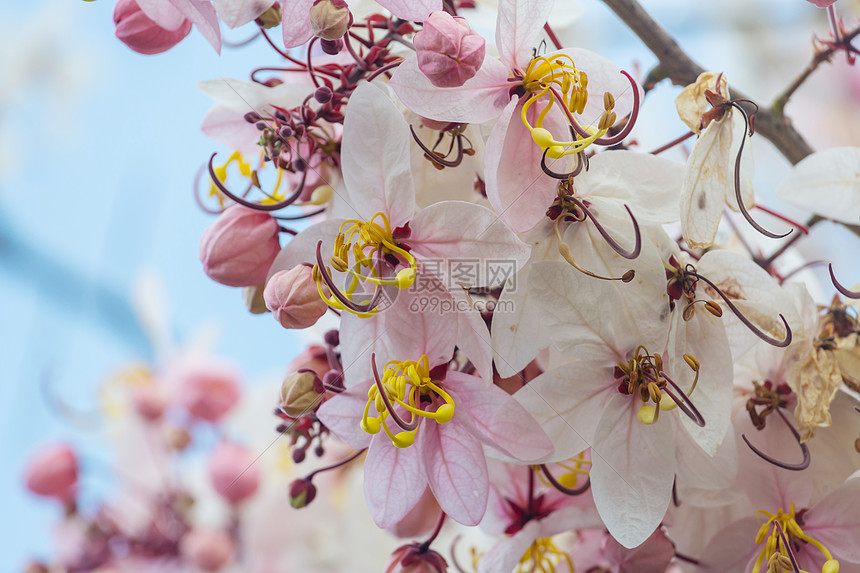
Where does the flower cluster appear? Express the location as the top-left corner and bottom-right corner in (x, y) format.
(26, 0), (860, 571)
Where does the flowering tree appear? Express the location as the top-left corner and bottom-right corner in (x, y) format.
(23, 0), (860, 571)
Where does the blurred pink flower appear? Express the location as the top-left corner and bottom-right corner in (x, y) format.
(180, 528), (235, 571)
(24, 444), (78, 502)
(177, 361), (240, 422)
(209, 441), (261, 504)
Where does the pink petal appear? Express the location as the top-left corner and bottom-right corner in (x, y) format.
(495, 0), (555, 72)
(200, 105), (261, 155)
(448, 371), (553, 462)
(550, 48), (639, 124)
(364, 435), (427, 528)
(389, 55), (511, 124)
(408, 201), (531, 288)
(451, 287), (494, 384)
(315, 381), (374, 450)
(376, 0), (440, 21)
(696, 518), (759, 573)
(422, 419), (489, 526)
(604, 528), (675, 573)
(281, 0), (315, 48)
(590, 394), (675, 549)
(169, 0), (222, 53)
(136, 0), (187, 30)
(804, 482), (860, 563)
(478, 521), (541, 573)
(212, 0), (275, 29)
(266, 219), (345, 281)
(342, 82), (416, 227)
(484, 97), (566, 233)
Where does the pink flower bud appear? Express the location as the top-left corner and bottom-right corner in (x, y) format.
(132, 385), (169, 421)
(287, 345), (332, 378)
(806, 0), (837, 6)
(209, 442), (260, 504)
(288, 477), (317, 508)
(414, 11), (485, 88)
(180, 528), (234, 571)
(177, 362), (241, 422)
(309, 0), (351, 41)
(264, 266), (328, 329)
(24, 444), (78, 501)
(199, 206), (281, 287)
(385, 543), (448, 573)
(113, 0), (192, 55)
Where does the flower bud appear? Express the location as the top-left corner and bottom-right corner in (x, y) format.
(279, 369), (323, 417)
(24, 444), (78, 501)
(113, 0), (192, 55)
(209, 442), (260, 504)
(289, 478), (317, 508)
(178, 362), (241, 422)
(180, 528), (234, 571)
(255, 2), (283, 29)
(132, 385), (168, 421)
(385, 543), (448, 573)
(264, 266), (328, 329)
(199, 205), (281, 288)
(314, 85), (334, 104)
(320, 38), (344, 55)
(806, 0), (836, 6)
(309, 0), (351, 41)
(414, 11), (485, 88)
(287, 345), (332, 377)
(243, 284), (269, 315)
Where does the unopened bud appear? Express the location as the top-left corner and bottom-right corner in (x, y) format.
(255, 2), (283, 29)
(289, 478), (317, 508)
(320, 37), (343, 55)
(309, 0), (350, 41)
(414, 11), (485, 88)
(199, 205), (281, 287)
(324, 329), (339, 346)
(279, 369), (323, 417)
(244, 111), (261, 123)
(278, 125), (293, 139)
(243, 284), (269, 314)
(314, 86), (333, 104)
(386, 543), (448, 573)
(264, 266), (328, 329)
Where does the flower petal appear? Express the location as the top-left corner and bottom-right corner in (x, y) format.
(212, 0), (275, 28)
(408, 201), (531, 288)
(777, 146), (860, 225)
(169, 0), (221, 53)
(590, 394), (675, 549)
(478, 521), (541, 573)
(448, 370), (553, 461)
(316, 381), (374, 450)
(281, 0), (315, 48)
(376, 0), (440, 21)
(364, 435), (427, 528)
(422, 418), (489, 526)
(389, 54), (511, 124)
(495, 0), (555, 71)
(342, 82), (416, 226)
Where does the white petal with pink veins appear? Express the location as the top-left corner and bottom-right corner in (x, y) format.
(364, 435), (427, 528)
(281, 0), (315, 48)
(376, 0), (440, 21)
(212, 0), (275, 28)
(342, 82), (416, 226)
(495, 0), (555, 71)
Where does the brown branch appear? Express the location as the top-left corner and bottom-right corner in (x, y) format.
(773, 24), (860, 116)
(599, 0), (814, 165)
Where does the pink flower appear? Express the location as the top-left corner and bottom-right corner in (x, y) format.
(264, 265), (329, 329)
(386, 543), (448, 573)
(177, 361), (240, 422)
(180, 528), (235, 571)
(414, 12), (485, 88)
(209, 441), (260, 504)
(24, 444), (78, 502)
(199, 205), (281, 287)
(316, 285), (553, 528)
(807, 0), (837, 6)
(113, 0), (192, 55)
(390, 0), (639, 233)
(132, 384), (169, 421)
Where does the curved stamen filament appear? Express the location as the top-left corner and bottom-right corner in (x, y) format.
(660, 370), (705, 427)
(829, 263), (860, 299)
(742, 408), (810, 471)
(538, 463), (591, 496)
(567, 196), (642, 260)
(208, 152), (307, 211)
(361, 354), (455, 448)
(752, 504), (838, 573)
(686, 271), (792, 347)
(728, 102), (791, 240)
(565, 70), (641, 146)
(522, 89), (608, 158)
(408, 125), (468, 169)
(314, 241), (381, 317)
(540, 147), (587, 180)
(553, 216), (634, 282)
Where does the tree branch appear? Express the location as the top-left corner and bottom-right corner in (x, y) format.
(600, 0), (814, 165)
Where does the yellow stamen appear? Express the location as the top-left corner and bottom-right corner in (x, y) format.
(315, 212), (418, 316)
(752, 504), (839, 573)
(516, 537), (574, 573)
(519, 54), (609, 157)
(361, 355), (455, 448)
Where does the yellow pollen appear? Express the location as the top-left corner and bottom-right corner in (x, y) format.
(516, 537), (574, 573)
(361, 355), (455, 448)
(752, 503), (839, 573)
(519, 54), (610, 158)
(616, 346), (700, 425)
(315, 212), (418, 317)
